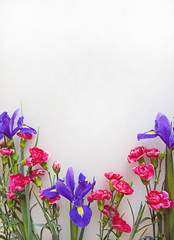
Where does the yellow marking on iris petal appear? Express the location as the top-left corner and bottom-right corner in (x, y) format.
(85, 178), (89, 183)
(146, 131), (156, 135)
(51, 189), (56, 192)
(22, 125), (28, 128)
(77, 206), (84, 217)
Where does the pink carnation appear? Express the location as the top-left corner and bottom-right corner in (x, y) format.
(29, 169), (45, 180)
(133, 163), (154, 181)
(146, 148), (160, 158)
(104, 172), (123, 180)
(112, 180), (134, 195)
(87, 190), (112, 203)
(26, 147), (50, 167)
(17, 131), (33, 140)
(112, 212), (131, 233)
(0, 148), (14, 156)
(146, 190), (173, 210)
(127, 146), (146, 163)
(6, 192), (15, 200)
(9, 173), (31, 192)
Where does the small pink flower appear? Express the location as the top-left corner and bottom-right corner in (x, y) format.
(29, 169), (45, 180)
(112, 180), (134, 195)
(104, 172), (123, 180)
(9, 173), (31, 192)
(0, 148), (14, 156)
(133, 163), (154, 181)
(52, 160), (61, 174)
(112, 212), (131, 233)
(127, 146), (146, 163)
(146, 148), (160, 158)
(17, 131), (33, 140)
(87, 190), (112, 203)
(6, 192), (15, 200)
(102, 205), (115, 218)
(146, 190), (172, 210)
(25, 157), (33, 167)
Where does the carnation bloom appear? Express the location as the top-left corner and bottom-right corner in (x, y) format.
(112, 180), (134, 195)
(132, 163), (154, 181)
(87, 190), (112, 203)
(0, 148), (14, 156)
(112, 212), (131, 233)
(102, 206), (131, 233)
(127, 146), (146, 163)
(104, 172), (123, 180)
(17, 131), (33, 140)
(29, 169), (45, 180)
(6, 192), (15, 200)
(146, 148), (160, 158)
(146, 190), (174, 210)
(9, 173), (31, 192)
(26, 147), (50, 167)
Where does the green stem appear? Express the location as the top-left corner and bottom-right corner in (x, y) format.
(164, 148), (174, 239)
(70, 203), (78, 240)
(26, 182), (33, 240)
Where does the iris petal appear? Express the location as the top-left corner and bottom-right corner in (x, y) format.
(56, 180), (74, 202)
(42, 185), (59, 198)
(137, 130), (157, 141)
(70, 205), (92, 228)
(66, 167), (75, 196)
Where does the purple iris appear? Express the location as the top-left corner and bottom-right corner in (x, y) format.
(43, 167), (96, 228)
(137, 112), (174, 149)
(0, 109), (37, 140)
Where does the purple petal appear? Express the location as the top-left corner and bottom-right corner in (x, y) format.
(155, 113), (171, 148)
(10, 109), (19, 135)
(42, 185), (59, 198)
(70, 205), (92, 228)
(137, 130), (158, 141)
(66, 167), (75, 196)
(56, 180), (74, 202)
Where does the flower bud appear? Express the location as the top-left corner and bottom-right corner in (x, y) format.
(150, 157), (158, 169)
(20, 139), (27, 149)
(115, 192), (123, 202)
(116, 230), (122, 238)
(52, 161), (61, 174)
(102, 215), (108, 227)
(7, 139), (14, 148)
(159, 151), (165, 161)
(34, 176), (42, 188)
(7, 199), (13, 208)
(97, 200), (104, 211)
(20, 159), (26, 166)
(40, 162), (48, 170)
(2, 156), (8, 165)
(12, 153), (19, 162)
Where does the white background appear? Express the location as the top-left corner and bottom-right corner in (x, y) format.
(0, 0), (174, 239)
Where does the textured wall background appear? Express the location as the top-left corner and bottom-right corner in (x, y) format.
(0, 0), (174, 239)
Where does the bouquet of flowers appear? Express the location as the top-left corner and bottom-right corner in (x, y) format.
(0, 109), (173, 240)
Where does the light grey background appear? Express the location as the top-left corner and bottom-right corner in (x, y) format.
(0, 0), (174, 239)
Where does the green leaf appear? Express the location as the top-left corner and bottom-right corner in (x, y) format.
(127, 199), (135, 225)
